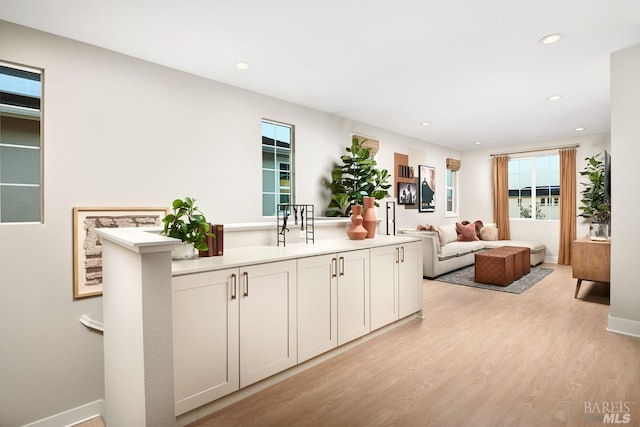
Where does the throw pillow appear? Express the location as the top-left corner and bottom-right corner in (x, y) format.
(437, 223), (458, 245)
(417, 224), (435, 232)
(456, 222), (479, 242)
(479, 226), (498, 241)
(474, 220), (484, 239)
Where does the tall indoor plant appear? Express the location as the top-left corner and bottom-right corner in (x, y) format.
(162, 197), (212, 258)
(578, 154), (610, 240)
(325, 137), (391, 217)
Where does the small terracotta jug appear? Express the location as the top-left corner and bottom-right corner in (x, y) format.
(347, 204), (367, 240)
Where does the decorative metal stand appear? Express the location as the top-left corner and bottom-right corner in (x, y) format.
(386, 201), (396, 235)
(277, 204), (315, 246)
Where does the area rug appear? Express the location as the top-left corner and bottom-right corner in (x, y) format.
(435, 265), (553, 294)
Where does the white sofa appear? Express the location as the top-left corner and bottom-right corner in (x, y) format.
(399, 227), (546, 279)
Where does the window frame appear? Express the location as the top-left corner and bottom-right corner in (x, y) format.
(507, 153), (560, 221)
(0, 60), (43, 224)
(444, 167), (458, 217)
(261, 119), (295, 217)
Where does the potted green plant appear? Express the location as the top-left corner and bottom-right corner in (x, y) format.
(162, 197), (212, 258)
(578, 154), (611, 240)
(325, 137), (391, 217)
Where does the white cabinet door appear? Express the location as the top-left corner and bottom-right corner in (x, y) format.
(370, 245), (399, 331)
(239, 260), (297, 388)
(337, 249), (370, 345)
(172, 269), (239, 415)
(297, 254), (338, 362)
(398, 241), (423, 318)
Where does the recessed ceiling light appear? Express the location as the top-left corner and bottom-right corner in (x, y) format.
(234, 62), (250, 70)
(575, 127), (586, 131)
(421, 121), (431, 126)
(547, 95), (562, 101)
(540, 33), (563, 45)
(474, 141), (483, 145)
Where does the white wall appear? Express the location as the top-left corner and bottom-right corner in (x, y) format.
(460, 133), (610, 262)
(0, 20), (460, 426)
(391, 144), (462, 230)
(609, 44), (640, 335)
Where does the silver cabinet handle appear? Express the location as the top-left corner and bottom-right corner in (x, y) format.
(243, 272), (249, 297)
(339, 257), (345, 277)
(401, 246), (405, 263)
(396, 247), (400, 264)
(231, 273), (237, 300)
(331, 257), (337, 278)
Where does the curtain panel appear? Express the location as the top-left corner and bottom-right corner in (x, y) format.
(492, 155), (511, 240)
(558, 147), (577, 264)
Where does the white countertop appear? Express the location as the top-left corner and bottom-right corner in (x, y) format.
(172, 235), (420, 276)
(96, 226), (420, 276)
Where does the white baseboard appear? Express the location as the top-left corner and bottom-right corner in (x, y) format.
(607, 315), (640, 338)
(22, 400), (104, 427)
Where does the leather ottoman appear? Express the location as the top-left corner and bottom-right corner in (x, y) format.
(475, 249), (515, 286)
(491, 246), (530, 280)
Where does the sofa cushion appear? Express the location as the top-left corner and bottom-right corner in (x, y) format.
(437, 223), (458, 245)
(438, 244), (459, 260)
(438, 240), (486, 260)
(456, 222), (479, 241)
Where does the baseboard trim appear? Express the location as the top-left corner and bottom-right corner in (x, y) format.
(607, 315), (640, 338)
(22, 400), (104, 427)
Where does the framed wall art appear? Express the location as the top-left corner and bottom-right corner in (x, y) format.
(419, 165), (436, 212)
(73, 207), (168, 298)
(397, 182), (417, 205)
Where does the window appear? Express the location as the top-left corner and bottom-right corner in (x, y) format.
(0, 62), (42, 223)
(261, 119), (294, 216)
(445, 158), (459, 217)
(508, 154), (560, 220)
(445, 168), (457, 216)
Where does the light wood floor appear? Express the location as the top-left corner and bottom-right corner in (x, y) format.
(188, 264), (640, 427)
(74, 416), (105, 427)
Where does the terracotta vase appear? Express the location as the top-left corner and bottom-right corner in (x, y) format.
(347, 204), (367, 240)
(362, 196), (377, 238)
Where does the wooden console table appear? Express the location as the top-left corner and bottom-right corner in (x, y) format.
(571, 236), (611, 298)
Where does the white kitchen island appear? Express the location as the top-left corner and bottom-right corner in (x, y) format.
(98, 227), (423, 426)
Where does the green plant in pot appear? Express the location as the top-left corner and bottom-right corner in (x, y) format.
(325, 137), (391, 217)
(578, 154), (610, 240)
(162, 197), (212, 258)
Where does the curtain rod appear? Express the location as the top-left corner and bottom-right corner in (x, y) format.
(490, 143), (580, 157)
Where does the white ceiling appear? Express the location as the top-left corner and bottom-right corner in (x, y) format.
(2, 0), (640, 151)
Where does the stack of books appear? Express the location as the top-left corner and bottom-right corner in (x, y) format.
(199, 223), (224, 257)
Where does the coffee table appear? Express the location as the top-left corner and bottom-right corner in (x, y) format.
(475, 249), (514, 286)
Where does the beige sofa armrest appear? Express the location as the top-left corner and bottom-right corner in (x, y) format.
(398, 230), (439, 278)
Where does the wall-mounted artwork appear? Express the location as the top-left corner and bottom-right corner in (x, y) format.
(73, 207), (168, 298)
(394, 152), (414, 198)
(419, 165), (436, 212)
(397, 182), (417, 205)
